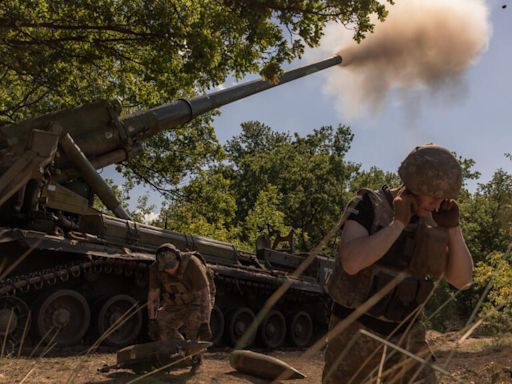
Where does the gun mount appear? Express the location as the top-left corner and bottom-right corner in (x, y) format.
(0, 57), (340, 350)
(0, 55), (341, 220)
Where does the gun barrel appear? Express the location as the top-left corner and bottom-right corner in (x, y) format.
(1, 55), (342, 180)
(122, 56), (342, 139)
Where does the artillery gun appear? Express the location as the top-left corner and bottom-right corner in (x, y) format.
(0, 56), (341, 351)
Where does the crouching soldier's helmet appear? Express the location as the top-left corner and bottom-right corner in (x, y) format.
(398, 144), (462, 199)
(155, 243), (182, 271)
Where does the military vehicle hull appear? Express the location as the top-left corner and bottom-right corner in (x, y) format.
(0, 219), (334, 350)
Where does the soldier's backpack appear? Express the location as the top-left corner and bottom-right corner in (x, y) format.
(187, 251), (216, 306)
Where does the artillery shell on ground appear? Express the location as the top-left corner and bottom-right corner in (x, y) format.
(229, 349), (306, 380)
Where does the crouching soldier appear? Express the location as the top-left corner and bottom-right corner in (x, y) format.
(147, 243), (215, 371)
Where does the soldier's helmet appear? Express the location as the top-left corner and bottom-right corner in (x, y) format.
(398, 144), (462, 199)
(155, 243), (181, 271)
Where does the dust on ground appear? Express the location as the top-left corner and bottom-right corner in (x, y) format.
(1, 333), (511, 384)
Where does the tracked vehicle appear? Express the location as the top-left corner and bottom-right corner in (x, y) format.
(0, 56), (341, 352)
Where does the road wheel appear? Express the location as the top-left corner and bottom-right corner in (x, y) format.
(210, 305), (224, 346)
(226, 307), (256, 348)
(35, 289), (90, 346)
(96, 294), (142, 347)
(258, 309), (286, 349)
(288, 311), (313, 348)
(0, 296), (30, 353)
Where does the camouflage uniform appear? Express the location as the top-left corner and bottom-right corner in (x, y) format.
(322, 189), (439, 383)
(323, 315), (436, 384)
(156, 303), (203, 341)
(149, 252), (212, 342)
(323, 145), (464, 384)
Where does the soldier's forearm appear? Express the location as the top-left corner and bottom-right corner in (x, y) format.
(444, 226), (473, 290)
(147, 288), (160, 319)
(198, 287), (211, 323)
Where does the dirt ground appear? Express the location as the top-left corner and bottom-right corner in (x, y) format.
(1, 332), (511, 384)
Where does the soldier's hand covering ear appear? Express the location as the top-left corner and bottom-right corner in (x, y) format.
(432, 199), (460, 228)
(197, 322), (212, 341)
(393, 187), (417, 226)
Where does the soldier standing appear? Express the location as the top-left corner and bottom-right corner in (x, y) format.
(323, 144), (474, 383)
(147, 243), (214, 370)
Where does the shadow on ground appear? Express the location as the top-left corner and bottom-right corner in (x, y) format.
(86, 370), (197, 384)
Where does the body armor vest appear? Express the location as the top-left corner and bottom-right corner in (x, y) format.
(160, 253), (216, 307)
(326, 188), (449, 321)
(190, 251), (217, 307)
(161, 253), (198, 306)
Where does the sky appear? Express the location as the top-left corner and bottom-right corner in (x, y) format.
(110, 0), (511, 215)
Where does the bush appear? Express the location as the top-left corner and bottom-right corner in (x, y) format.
(424, 280), (466, 332)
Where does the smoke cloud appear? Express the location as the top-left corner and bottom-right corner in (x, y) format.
(311, 0), (491, 119)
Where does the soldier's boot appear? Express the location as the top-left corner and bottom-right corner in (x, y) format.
(190, 354), (203, 372)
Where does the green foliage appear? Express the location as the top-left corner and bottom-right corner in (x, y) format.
(130, 194), (157, 224)
(458, 168), (512, 330)
(92, 178), (155, 221)
(153, 121), (359, 251)
(118, 115), (225, 196)
(244, 185), (291, 248)
(424, 280), (465, 332)
(1, 0), (392, 193)
(457, 156), (482, 188)
(349, 166), (401, 193)
(155, 171), (243, 246)
(1, 0), (391, 122)
(224, 121), (358, 249)
(461, 169), (512, 265)
(473, 250), (512, 333)
(475, 251), (512, 308)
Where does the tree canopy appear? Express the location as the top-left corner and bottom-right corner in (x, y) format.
(1, 0), (390, 121)
(146, 122), (512, 332)
(158, 121), (394, 251)
(1, 0), (391, 190)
